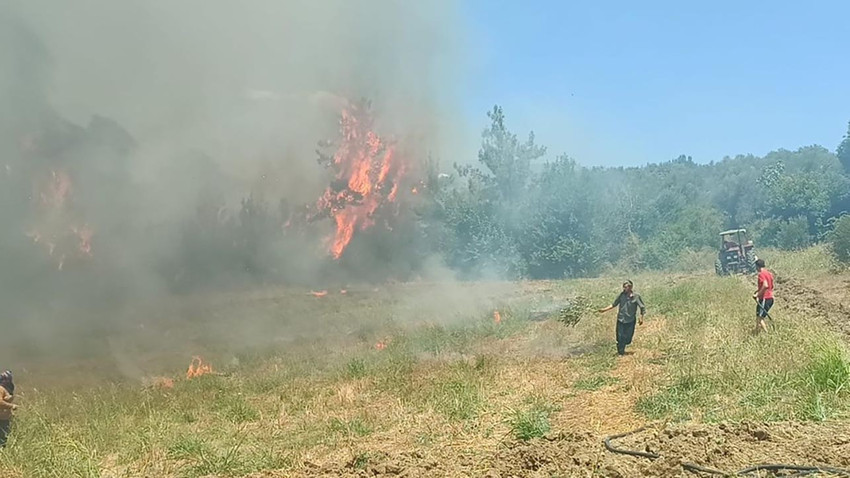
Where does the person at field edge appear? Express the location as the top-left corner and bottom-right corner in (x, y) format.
(753, 258), (774, 334)
(0, 370), (17, 448)
(597, 280), (646, 356)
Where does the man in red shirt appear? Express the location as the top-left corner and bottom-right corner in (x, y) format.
(753, 258), (774, 334)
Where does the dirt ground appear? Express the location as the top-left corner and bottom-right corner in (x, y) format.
(261, 421), (850, 477)
(774, 273), (850, 343)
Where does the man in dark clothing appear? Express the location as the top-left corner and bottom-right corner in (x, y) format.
(598, 280), (646, 356)
(0, 370), (16, 448)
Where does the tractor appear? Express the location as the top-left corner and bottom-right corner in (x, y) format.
(715, 229), (758, 275)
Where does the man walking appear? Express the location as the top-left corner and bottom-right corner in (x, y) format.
(598, 280), (646, 356)
(753, 258), (774, 334)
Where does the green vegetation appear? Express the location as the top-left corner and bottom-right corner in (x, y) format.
(635, 278), (850, 423)
(423, 110), (850, 279)
(829, 215), (850, 264)
(507, 399), (557, 441)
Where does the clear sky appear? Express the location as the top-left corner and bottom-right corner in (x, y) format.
(459, 1), (850, 167)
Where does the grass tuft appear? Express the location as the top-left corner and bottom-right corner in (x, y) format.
(507, 399), (557, 441)
(805, 341), (850, 394)
(345, 358), (368, 379)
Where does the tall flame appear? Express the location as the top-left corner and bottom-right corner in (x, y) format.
(313, 100), (407, 260)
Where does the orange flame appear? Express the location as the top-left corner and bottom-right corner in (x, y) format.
(493, 310), (502, 324)
(186, 356), (213, 379)
(311, 290), (328, 297)
(313, 100), (408, 260)
(27, 168), (95, 269)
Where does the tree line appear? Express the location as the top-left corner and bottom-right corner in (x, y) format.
(180, 106), (850, 285)
(417, 107), (850, 279)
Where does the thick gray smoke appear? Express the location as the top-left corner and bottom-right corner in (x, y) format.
(0, 0), (465, 344)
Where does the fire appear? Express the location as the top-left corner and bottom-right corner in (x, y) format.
(41, 169), (72, 207)
(313, 99), (409, 259)
(27, 167), (95, 269)
(493, 310), (502, 324)
(186, 356), (213, 379)
(311, 290), (328, 297)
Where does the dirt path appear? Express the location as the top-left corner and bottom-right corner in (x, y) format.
(554, 317), (667, 436)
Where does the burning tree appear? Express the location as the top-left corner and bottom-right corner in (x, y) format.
(311, 98), (412, 260)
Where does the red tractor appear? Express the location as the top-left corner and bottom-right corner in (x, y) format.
(715, 229), (758, 275)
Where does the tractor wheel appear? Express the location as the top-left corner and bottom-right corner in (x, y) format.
(715, 257), (725, 276)
(746, 251), (758, 273)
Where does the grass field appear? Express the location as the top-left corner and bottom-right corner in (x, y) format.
(1, 248), (849, 477)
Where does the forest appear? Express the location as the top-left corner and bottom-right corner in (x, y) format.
(5, 103), (850, 292)
(422, 107), (850, 279)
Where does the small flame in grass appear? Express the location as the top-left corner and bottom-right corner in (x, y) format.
(340, 289), (348, 295)
(311, 290), (328, 297)
(493, 310), (502, 324)
(375, 341), (387, 350)
(186, 356), (213, 379)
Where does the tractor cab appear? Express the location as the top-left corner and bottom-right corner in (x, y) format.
(716, 229), (757, 275)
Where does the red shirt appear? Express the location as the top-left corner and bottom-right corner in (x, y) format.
(757, 269), (774, 300)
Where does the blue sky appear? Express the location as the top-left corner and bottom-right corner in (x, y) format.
(459, 1), (850, 167)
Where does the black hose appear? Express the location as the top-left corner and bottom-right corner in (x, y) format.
(604, 428), (850, 477)
(737, 464), (850, 477)
(602, 426), (659, 459)
(680, 462), (729, 475)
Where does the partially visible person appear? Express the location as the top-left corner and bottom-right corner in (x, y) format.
(598, 280), (646, 356)
(0, 370), (17, 448)
(753, 258), (774, 334)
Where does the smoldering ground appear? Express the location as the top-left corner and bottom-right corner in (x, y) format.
(0, 0), (483, 372)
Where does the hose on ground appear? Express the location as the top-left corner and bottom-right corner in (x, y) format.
(604, 427), (850, 476)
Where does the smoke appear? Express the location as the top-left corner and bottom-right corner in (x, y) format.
(0, 0), (465, 346)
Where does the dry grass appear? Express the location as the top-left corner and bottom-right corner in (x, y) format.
(1, 259), (850, 477)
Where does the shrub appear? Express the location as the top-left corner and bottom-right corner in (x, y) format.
(829, 215), (850, 263)
(776, 216), (811, 250)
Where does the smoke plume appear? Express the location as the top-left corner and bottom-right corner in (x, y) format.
(0, 0), (465, 356)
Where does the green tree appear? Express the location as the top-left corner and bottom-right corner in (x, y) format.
(829, 215), (850, 263)
(764, 173), (831, 221)
(775, 216), (811, 250)
(475, 105), (547, 204)
(518, 155), (599, 278)
(837, 121), (850, 174)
